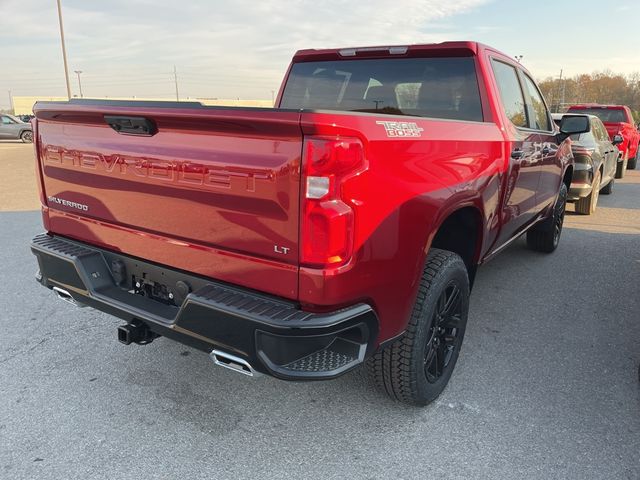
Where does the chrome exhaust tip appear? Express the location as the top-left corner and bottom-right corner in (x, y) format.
(210, 350), (258, 377)
(52, 286), (85, 308)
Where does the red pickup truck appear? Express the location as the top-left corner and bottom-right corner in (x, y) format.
(30, 42), (588, 405)
(567, 104), (640, 174)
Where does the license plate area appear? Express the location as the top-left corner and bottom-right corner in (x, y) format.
(131, 274), (176, 305)
(102, 252), (204, 308)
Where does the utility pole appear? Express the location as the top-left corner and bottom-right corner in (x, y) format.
(554, 69), (563, 112)
(56, 0), (72, 100)
(173, 65), (179, 101)
(8, 90), (13, 112)
(74, 70), (83, 98)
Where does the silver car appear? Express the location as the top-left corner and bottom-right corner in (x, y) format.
(0, 114), (33, 143)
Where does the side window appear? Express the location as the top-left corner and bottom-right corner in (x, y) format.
(522, 74), (551, 131)
(591, 120), (601, 141)
(589, 119), (599, 141)
(597, 121), (608, 141)
(491, 60), (527, 128)
(1, 116), (13, 125)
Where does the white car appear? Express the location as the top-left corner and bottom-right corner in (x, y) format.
(0, 114), (33, 142)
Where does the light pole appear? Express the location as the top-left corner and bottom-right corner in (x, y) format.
(74, 70), (83, 98)
(173, 65), (179, 101)
(515, 55), (523, 63)
(56, 0), (72, 99)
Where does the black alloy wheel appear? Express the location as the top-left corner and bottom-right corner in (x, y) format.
(552, 183), (567, 249)
(366, 249), (469, 405)
(526, 182), (567, 253)
(424, 282), (463, 383)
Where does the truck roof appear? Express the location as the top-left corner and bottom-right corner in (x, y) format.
(292, 41), (496, 62)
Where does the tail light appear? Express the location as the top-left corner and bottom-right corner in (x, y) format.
(301, 136), (367, 268)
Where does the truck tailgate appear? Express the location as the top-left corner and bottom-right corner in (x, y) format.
(33, 102), (302, 299)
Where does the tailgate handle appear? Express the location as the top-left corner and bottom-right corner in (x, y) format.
(104, 115), (157, 136)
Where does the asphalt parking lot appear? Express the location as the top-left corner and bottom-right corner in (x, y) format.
(1, 141), (639, 479)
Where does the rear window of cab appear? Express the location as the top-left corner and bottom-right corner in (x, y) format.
(568, 108), (627, 123)
(280, 57), (483, 122)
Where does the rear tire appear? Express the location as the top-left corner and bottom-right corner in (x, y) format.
(628, 148), (638, 170)
(20, 130), (33, 143)
(600, 178), (614, 195)
(365, 249), (469, 406)
(615, 156), (627, 179)
(575, 170), (600, 215)
(526, 182), (567, 253)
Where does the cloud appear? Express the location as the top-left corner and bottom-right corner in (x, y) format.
(0, 0), (489, 105)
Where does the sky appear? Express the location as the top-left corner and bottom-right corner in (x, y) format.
(0, 0), (639, 109)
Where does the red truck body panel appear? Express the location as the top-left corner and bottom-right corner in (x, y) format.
(32, 41), (572, 349)
(296, 111), (505, 340)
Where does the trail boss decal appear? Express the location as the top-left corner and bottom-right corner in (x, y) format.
(376, 121), (424, 138)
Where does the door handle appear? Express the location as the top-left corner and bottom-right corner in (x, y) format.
(104, 115), (157, 136)
(511, 149), (524, 159)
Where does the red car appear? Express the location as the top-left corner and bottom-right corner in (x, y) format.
(567, 104), (640, 174)
(30, 42), (588, 405)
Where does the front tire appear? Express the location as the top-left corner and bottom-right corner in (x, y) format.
(615, 156), (627, 179)
(628, 146), (638, 170)
(600, 178), (614, 195)
(20, 130), (33, 143)
(366, 249), (469, 406)
(526, 182), (567, 253)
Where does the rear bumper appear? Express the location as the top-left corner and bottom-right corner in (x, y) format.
(31, 234), (378, 380)
(568, 161), (593, 201)
(568, 182), (593, 201)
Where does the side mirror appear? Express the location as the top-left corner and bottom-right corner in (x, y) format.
(612, 134), (624, 146)
(559, 114), (590, 135)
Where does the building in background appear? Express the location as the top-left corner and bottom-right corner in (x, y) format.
(12, 96), (272, 115)
(12, 97), (67, 115)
